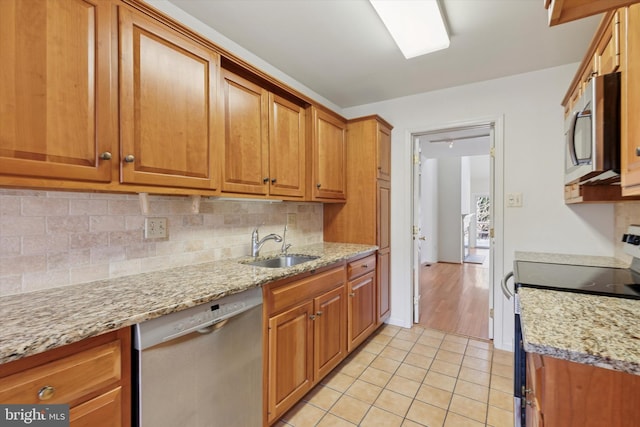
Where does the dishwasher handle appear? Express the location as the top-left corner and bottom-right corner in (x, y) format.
(501, 271), (514, 299)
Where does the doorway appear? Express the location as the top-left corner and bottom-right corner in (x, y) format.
(412, 121), (496, 340)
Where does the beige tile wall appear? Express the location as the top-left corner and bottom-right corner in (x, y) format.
(614, 201), (640, 262)
(0, 189), (323, 296)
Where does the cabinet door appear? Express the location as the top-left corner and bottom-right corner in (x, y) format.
(267, 301), (314, 424)
(377, 123), (392, 181)
(220, 70), (269, 195)
(622, 5), (640, 195)
(70, 387), (122, 427)
(525, 353), (544, 427)
(377, 249), (391, 324)
(377, 180), (391, 249)
(313, 285), (346, 381)
(596, 10), (622, 76)
(311, 108), (347, 201)
(347, 271), (376, 352)
(269, 94), (306, 198)
(0, 0), (114, 182)
(120, 9), (218, 189)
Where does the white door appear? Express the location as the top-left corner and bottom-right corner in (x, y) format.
(488, 127), (496, 339)
(412, 139), (424, 323)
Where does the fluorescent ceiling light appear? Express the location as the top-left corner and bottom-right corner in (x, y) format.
(369, 0), (449, 59)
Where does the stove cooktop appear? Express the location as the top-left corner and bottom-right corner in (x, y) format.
(514, 260), (640, 300)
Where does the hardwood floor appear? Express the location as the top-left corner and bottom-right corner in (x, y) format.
(418, 248), (490, 340)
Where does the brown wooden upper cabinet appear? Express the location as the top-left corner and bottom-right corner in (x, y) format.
(0, 0), (116, 182)
(377, 124), (392, 181)
(308, 107), (347, 202)
(219, 70), (306, 198)
(119, 8), (220, 190)
(622, 4), (640, 195)
(546, 0), (637, 26)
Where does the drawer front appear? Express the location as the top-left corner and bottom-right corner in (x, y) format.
(347, 254), (376, 281)
(266, 266), (346, 315)
(0, 340), (121, 405)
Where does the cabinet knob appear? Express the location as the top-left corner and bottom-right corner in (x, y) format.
(99, 151), (112, 160)
(309, 314), (316, 320)
(362, 264), (368, 268)
(636, 147), (640, 157)
(316, 183), (321, 189)
(124, 154), (135, 163)
(349, 292), (355, 297)
(271, 178), (277, 184)
(316, 311), (323, 316)
(263, 177), (269, 184)
(38, 385), (55, 400)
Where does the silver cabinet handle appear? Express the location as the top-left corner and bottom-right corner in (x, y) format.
(263, 177), (269, 184)
(348, 292), (355, 297)
(316, 183), (321, 189)
(271, 178), (277, 184)
(316, 311), (323, 316)
(99, 152), (112, 160)
(309, 314), (316, 320)
(124, 155), (135, 163)
(501, 271), (514, 299)
(636, 147), (640, 157)
(38, 385), (55, 400)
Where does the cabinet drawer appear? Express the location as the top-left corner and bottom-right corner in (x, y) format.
(347, 255), (376, 280)
(265, 266), (345, 315)
(0, 340), (121, 405)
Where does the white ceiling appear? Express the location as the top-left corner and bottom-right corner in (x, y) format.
(168, 0), (602, 109)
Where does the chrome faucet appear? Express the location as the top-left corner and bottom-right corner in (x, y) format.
(251, 227), (282, 257)
(281, 224), (292, 255)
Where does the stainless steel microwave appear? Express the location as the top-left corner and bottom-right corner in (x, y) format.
(564, 72), (621, 185)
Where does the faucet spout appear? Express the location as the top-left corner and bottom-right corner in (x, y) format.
(251, 227), (282, 257)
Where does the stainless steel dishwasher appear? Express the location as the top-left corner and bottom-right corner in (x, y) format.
(133, 287), (263, 427)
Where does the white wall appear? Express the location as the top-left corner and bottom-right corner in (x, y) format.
(461, 157), (471, 216)
(343, 64), (615, 350)
(421, 158), (438, 264)
(438, 157), (463, 263)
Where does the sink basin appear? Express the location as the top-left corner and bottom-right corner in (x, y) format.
(244, 255), (320, 268)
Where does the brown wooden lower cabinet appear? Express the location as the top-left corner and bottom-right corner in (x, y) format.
(526, 352), (640, 427)
(263, 254), (380, 425)
(0, 329), (131, 427)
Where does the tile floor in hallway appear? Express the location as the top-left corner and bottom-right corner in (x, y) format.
(277, 324), (514, 427)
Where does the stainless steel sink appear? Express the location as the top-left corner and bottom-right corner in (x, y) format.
(244, 255), (319, 268)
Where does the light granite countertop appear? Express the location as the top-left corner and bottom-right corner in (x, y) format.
(518, 287), (640, 375)
(0, 242), (376, 365)
(515, 251), (629, 268)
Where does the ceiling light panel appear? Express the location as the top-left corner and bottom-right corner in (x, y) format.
(369, 0), (449, 59)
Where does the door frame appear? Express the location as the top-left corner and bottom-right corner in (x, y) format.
(410, 116), (504, 340)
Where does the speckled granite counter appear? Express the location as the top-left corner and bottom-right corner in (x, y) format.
(518, 287), (640, 375)
(0, 242), (376, 365)
(515, 251), (629, 268)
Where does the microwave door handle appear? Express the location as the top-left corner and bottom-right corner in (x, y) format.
(567, 111), (580, 166)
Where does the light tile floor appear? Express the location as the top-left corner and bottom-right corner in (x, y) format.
(277, 324), (514, 427)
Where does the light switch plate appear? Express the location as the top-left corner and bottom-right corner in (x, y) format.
(144, 217), (167, 239)
(506, 193), (523, 207)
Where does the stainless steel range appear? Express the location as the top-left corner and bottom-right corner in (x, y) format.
(505, 225), (640, 427)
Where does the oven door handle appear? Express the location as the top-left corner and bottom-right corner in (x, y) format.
(501, 271), (514, 299)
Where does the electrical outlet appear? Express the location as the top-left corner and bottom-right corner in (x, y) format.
(144, 217), (167, 239)
(506, 193), (523, 208)
(287, 213), (297, 228)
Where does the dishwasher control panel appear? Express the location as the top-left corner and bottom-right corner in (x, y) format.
(134, 286), (263, 350)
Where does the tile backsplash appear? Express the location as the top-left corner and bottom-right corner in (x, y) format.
(0, 189), (323, 296)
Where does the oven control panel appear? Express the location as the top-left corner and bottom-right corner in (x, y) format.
(622, 225), (640, 258)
